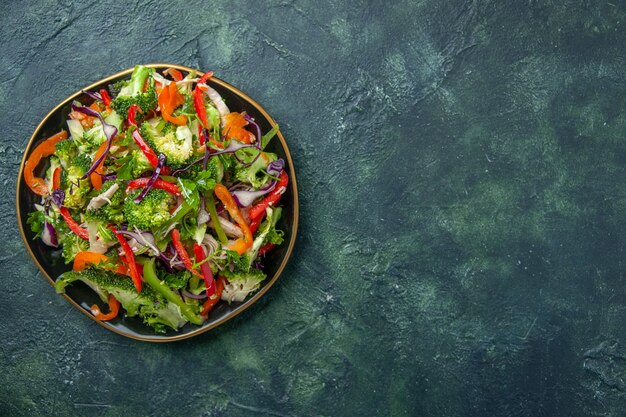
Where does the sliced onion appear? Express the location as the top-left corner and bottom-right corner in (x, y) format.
(117, 228), (160, 255)
(86, 182), (119, 211)
(231, 186), (276, 207)
(41, 222), (58, 248)
(198, 197), (210, 225)
(82, 90), (102, 102)
(134, 154), (165, 203)
(208, 217), (243, 238)
(198, 83), (230, 123)
(71, 103), (117, 179)
(181, 289), (207, 300)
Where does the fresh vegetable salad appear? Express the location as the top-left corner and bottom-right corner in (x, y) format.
(24, 65), (288, 333)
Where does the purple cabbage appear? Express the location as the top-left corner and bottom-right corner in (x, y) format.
(134, 153), (166, 203)
(71, 103), (118, 180)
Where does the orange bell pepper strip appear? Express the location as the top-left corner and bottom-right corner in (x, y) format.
(52, 166), (62, 190)
(171, 229), (202, 278)
(223, 112), (254, 144)
(90, 140), (109, 190)
(201, 275), (226, 317)
(73, 251), (129, 275)
(109, 225), (142, 293)
(165, 68), (183, 81)
(90, 294), (120, 321)
(23, 130), (68, 196)
(99, 89), (112, 107)
(158, 82), (187, 125)
(213, 184), (253, 255)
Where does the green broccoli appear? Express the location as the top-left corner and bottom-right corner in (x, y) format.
(84, 180), (126, 224)
(140, 122), (194, 169)
(110, 65), (158, 119)
(54, 139), (78, 162)
(124, 188), (173, 231)
(233, 150), (278, 189)
(221, 268), (267, 303)
(61, 154), (92, 208)
(55, 268), (189, 332)
(157, 268), (192, 290)
(60, 234), (90, 264)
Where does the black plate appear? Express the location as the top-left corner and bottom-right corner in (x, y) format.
(16, 64), (298, 342)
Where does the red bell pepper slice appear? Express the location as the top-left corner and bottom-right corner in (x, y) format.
(90, 294), (120, 321)
(59, 207), (89, 240)
(126, 177), (181, 196)
(99, 89), (112, 107)
(131, 129), (159, 166)
(171, 229), (202, 278)
(248, 171), (289, 221)
(127, 104), (140, 126)
(257, 243), (276, 257)
(109, 225), (143, 293)
(193, 71), (213, 128)
(130, 128), (172, 175)
(201, 275), (225, 317)
(193, 243), (216, 297)
(24, 130), (68, 196)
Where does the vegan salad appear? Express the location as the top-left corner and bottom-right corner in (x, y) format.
(24, 65), (288, 333)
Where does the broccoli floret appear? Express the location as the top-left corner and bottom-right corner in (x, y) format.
(130, 149), (152, 178)
(110, 86), (157, 121)
(54, 139), (78, 162)
(124, 188), (173, 231)
(140, 122), (194, 169)
(109, 65), (157, 118)
(61, 154), (93, 208)
(221, 268), (267, 303)
(60, 234), (90, 264)
(158, 268), (192, 290)
(84, 180), (126, 224)
(115, 148), (153, 180)
(233, 151), (278, 189)
(110, 65), (158, 119)
(55, 268), (188, 332)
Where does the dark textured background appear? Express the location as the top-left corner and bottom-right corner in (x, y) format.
(2, 1), (626, 416)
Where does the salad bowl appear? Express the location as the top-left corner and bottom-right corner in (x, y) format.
(16, 64), (298, 342)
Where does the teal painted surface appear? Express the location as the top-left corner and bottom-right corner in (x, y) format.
(2, 1), (626, 416)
